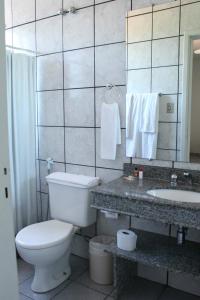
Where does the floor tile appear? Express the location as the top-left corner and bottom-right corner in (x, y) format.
(70, 255), (89, 281)
(19, 293), (33, 300)
(77, 271), (114, 295)
(114, 277), (164, 300)
(160, 287), (200, 300)
(53, 282), (106, 300)
(19, 277), (70, 300)
(17, 259), (34, 284)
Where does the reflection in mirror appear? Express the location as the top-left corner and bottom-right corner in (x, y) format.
(126, 1), (200, 163)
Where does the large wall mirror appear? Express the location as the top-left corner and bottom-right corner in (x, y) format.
(126, 0), (200, 163)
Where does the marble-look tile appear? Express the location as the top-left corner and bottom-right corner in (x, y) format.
(153, 7), (179, 39)
(65, 128), (95, 166)
(77, 271), (114, 295)
(38, 91), (64, 126)
(152, 37), (179, 67)
(181, 2), (200, 34)
(158, 123), (177, 150)
(12, 0), (35, 26)
(95, 43), (126, 86)
(66, 164), (95, 177)
(127, 69), (151, 93)
(64, 48), (94, 89)
(63, 0), (94, 9)
(152, 66), (178, 94)
(37, 53), (63, 91)
(36, 16), (62, 55)
(13, 23), (36, 52)
(63, 6), (94, 51)
(96, 129), (129, 170)
(96, 168), (123, 184)
(128, 41), (151, 69)
(36, 0), (62, 19)
(53, 282), (105, 300)
(39, 127), (64, 162)
(95, 0), (131, 45)
(64, 89), (94, 127)
(127, 13), (152, 43)
(95, 86), (126, 128)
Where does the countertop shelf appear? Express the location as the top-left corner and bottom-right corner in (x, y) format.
(103, 230), (200, 278)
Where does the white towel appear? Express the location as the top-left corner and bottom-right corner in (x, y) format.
(101, 102), (121, 160)
(126, 93), (143, 157)
(140, 93), (159, 133)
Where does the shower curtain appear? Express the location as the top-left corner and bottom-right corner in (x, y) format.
(6, 50), (37, 233)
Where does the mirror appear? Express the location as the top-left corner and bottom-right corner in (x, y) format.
(126, 1), (200, 163)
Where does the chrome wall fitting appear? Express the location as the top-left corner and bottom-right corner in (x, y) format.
(58, 7), (77, 15)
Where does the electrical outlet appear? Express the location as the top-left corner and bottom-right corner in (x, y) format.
(167, 102), (174, 114)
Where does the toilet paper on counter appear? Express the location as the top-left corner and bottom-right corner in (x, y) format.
(117, 229), (137, 251)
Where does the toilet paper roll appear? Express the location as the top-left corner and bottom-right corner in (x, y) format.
(117, 229), (137, 251)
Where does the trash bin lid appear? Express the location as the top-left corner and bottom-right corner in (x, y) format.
(89, 235), (115, 251)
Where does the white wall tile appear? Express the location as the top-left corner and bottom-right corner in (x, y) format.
(158, 123), (177, 150)
(153, 7), (179, 39)
(181, 2), (200, 34)
(152, 37), (179, 67)
(152, 66), (178, 94)
(71, 234), (89, 259)
(36, 0), (62, 19)
(131, 217), (170, 235)
(63, 7), (94, 50)
(127, 69), (151, 93)
(97, 211), (130, 236)
(39, 127), (65, 162)
(65, 128), (95, 166)
(95, 0), (131, 45)
(38, 91), (64, 126)
(95, 86), (126, 128)
(37, 53), (63, 90)
(5, 29), (12, 47)
(128, 41), (151, 69)
(96, 168), (123, 183)
(131, 158), (173, 168)
(95, 43), (126, 86)
(13, 23), (35, 52)
(64, 89), (94, 127)
(64, 0), (94, 9)
(168, 272), (200, 296)
(64, 48), (94, 88)
(157, 149), (177, 161)
(36, 16), (62, 54)
(96, 129), (129, 170)
(66, 164), (95, 176)
(12, 0), (35, 26)
(4, 0), (12, 28)
(127, 13), (152, 43)
(138, 265), (167, 285)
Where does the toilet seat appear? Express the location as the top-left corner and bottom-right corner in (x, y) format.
(16, 220), (73, 250)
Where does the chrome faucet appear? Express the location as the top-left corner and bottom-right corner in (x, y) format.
(171, 173), (178, 186)
(183, 172), (193, 185)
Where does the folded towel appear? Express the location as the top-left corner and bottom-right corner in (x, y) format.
(140, 93), (159, 133)
(46, 172), (100, 188)
(101, 102), (121, 160)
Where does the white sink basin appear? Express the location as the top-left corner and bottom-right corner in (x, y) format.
(147, 189), (200, 203)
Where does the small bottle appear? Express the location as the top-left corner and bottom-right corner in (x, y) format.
(139, 168), (144, 180)
(133, 167), (139, 177)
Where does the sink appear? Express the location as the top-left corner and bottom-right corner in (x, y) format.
(147, 189), (200, 203)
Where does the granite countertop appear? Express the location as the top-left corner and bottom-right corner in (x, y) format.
(91, 176), (200, 211)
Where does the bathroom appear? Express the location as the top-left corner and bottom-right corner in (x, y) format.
(1, 0), (200, 299)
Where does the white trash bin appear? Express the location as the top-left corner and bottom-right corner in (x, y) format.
(89, 235), (115, 285)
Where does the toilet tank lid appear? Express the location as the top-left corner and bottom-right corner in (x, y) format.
(46, 172), (100, 188)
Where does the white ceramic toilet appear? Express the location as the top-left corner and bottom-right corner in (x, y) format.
(15, 172), (99, 293)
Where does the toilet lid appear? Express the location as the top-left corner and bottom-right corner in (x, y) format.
(15, 220), (73, 250)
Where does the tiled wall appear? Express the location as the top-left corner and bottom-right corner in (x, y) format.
(4, 0), (200, 296)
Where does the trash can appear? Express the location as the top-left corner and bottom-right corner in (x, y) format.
(89, 235), (115, 285)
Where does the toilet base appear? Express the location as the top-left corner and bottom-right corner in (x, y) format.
(31, 249), (71, 293)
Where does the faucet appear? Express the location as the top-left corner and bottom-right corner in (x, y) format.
(171, 173), (178, 187)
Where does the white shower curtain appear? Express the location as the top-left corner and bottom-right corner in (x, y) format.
(6, 50), (37, 233)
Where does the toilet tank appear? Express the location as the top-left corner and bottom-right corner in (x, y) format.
(46, 172), (100, 227)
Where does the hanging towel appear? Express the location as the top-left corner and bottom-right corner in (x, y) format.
(140, 93), (159, 133)
(140, 93), (159, 160)
(126, 93), (143, 157)
(101, 103), (121, 160)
